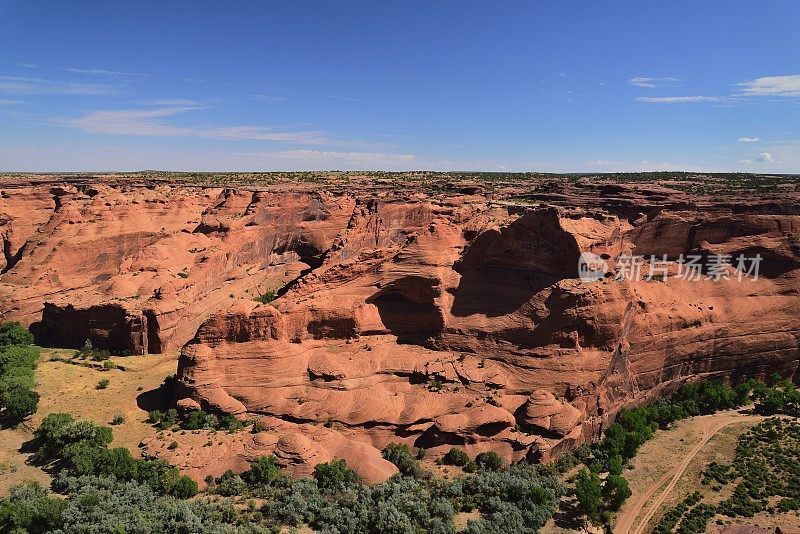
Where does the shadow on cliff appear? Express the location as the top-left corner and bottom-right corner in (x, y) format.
(450, 210), (580, 317)
(136, 375), (177, 413)
(367, 275), (444, 344)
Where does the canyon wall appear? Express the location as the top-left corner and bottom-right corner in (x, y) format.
(2, 175), (798, 483)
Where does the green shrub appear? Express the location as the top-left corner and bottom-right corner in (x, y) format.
(96, 378), (110, 390)
(442, 447), (471, 467)
(314, 459), (361, 491)
(0, 322), (34, 347)
(474, 451), (504, 471)
(110, 414), (125, 425)
(382, 442), (421, 477)
(242, 455), (287, 488)
(254, 290), (277, 304)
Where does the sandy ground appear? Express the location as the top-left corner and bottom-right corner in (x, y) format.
(0, 348), (179, 494)
(615, 410), (766, 534)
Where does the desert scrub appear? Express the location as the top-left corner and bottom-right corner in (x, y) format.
(96, 378), (110, 390)
(254, 290), (277, 304)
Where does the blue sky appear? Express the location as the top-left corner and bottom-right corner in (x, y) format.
(1, 1), (799, 172)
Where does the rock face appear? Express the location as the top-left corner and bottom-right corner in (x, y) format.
(2, 174), (799, 483)
(1, 180), (354, 353)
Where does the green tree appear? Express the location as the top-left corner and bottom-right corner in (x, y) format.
(442, 447), (471, 467)
(314, 459), (361, 491)
(0, 322), (34, 347)
(574, 468), (603, 523)
(243, 455), (287, 487)
(0, 385), (39, 424)
(602, 474), (632, 511)
(382, 442), (421, 477)
(475, 451), (505, 471)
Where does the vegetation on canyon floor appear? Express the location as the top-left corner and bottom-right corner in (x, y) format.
(653, 417), (800, 533)
(1, 320), (799, 533)
(0, 322), (40, 428)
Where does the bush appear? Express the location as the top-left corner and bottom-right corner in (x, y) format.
(0, 322), (34, 347)
(442, 447), (471, 467)
(242, 455), (287, 488)
(314, 459), (361, 491)
(111, 414), (125, 425)
(219, 414), (245, 431)
(0, 481), (66, 533)
(255, 290), (277, 304)
(474, 451), (504, 471)
(0, 343), (40, 425)
(182, 409), (217, 430)
(96, 378), (110, 390)
(0, 385), (39, 424)
(382, 442), (421, 477)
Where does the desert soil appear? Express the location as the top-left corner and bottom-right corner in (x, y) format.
(616, 410), (767, 534)
(0, 348), (178, 493)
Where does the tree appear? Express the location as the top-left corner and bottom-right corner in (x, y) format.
(602, 474), (632, 511)
(0, 385), (39, 424)
(243, 455), (287, 487)
(474, 451), (504, 471)
(0, 481), (65, 533)
(0, 322), (33, 347)
(606, 455), (624, 476)
(382, 443), (421, 477)
(574, 468), (603, 523)
(442, 447), (471, 467)
(314, 459), (361, 491)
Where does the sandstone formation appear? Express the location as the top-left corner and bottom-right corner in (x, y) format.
(2, 173), (799, 483)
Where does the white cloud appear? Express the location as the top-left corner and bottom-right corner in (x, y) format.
(737, 137), (760, 143)
(628, 77), (681, 88)
(140, 99), (202, 106)
(65, 107), (331, 145)
(635, 96), (719, 103)
(0, 75), (119, 95)
(15, 62), (38, 69)
(63, 67), (149, 77)
(0, 99), (23, 105)
(253, 94), (285, 101)
(271, 149), (416, 163)
(754, 152), (773, 163)
(737, 74), (800, 97)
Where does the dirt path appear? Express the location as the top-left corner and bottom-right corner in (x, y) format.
(615, 411), (764, 534)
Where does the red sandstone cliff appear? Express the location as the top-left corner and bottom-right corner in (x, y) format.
(1, 175), (798, 483)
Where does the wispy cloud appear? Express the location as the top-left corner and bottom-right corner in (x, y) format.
(326, 94), (365, 102)
(270, 149), (416, 163)
(0, 99), (24, 105)
(628, 77), (681, 88)
(140, 99), (202, 106)
(737, 74), (800, 97)
(64, 67), (149, 77)
(635, 96), (719, 103)
(14, 62), (38, 69)
(0, 75), (119, 96)
(586, 159), (706, 172)
(253, 94), (285, 101)
(65, 107), (331, 145)
(737, 136), (760, 143)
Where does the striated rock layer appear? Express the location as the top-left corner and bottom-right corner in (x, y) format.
(2, 175), (799, 483)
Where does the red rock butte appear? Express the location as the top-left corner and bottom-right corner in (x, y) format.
(2, 172), (799, 483)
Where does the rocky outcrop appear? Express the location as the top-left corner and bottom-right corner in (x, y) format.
(2, 174), (799, 483)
